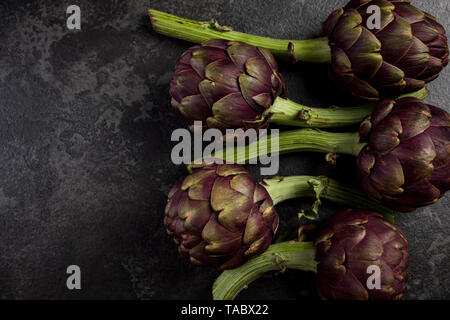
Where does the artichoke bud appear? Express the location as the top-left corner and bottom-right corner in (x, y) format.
(315, 209), (409, 300)
(324, 0), (449, 100)
(164, 163), (279, 270)
(357, 97), (450, 211)
(170, 39), (287, 130)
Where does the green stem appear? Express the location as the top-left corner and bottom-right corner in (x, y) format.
(149, 9), (331, 63)
(268, 97), (375, 128)
(212, 241), (316, 300)
(325, 179), (395, 223)
(398, 86), (429, 100)
(266, 86), (429, 128)
(262, 176), (394, 223)
(211, 129), (365, 164)
(262, 176), (321, 205)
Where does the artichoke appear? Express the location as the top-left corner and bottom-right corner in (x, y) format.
(165, 164), (395, 270)
(315, 209), (409, 300)
(169, 40), (428, 130)
(149, 1), (448, 100)
(170, 39), (286, 130)
(213, 97), (450, 211)
(165, 163), (278, 270)
(357, 97), (450, 211)
(323, 0), (449, 100)
(213, 209), (409, 300)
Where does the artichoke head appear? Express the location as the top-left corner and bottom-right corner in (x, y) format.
(357, 97), (450, 211)
(170, 39), (286, 130)
(324, 0), (449, 100)
(315, 209), (409, 300)
(164, 163), (279, 270)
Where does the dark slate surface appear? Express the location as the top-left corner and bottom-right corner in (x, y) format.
(0, 0), (448, 300)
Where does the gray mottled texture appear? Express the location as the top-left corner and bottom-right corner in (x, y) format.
(0, 0), (448, 300)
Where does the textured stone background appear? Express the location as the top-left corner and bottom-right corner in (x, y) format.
(0, 0), (448, 299)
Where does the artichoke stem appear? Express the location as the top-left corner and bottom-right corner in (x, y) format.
(262, 175), (394, 223)
(398, 86), (429, 100)
(212, 241), (316, 300)
(288, 38), (331, 64)
(268, 97), (375, 128)
(212, 129), (366, 164)
(266, 85), (429, 128)
(262, 176), (319, 205)
(149, 9), (331, 63)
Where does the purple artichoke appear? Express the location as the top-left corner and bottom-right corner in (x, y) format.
(213, 209), (409, 300)
(210, 96), (449, 212)
(357, 97), (450, 211)
(164, 163), (279, 270)
(151, 1), (448, 101)
(315, 209), (409, 300)
(169, 39), (286, 130)
(324, 0), (449, 100)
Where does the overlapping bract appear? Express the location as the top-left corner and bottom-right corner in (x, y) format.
(315, 209), (409, 300)
(357, 97), (450, 211)
(358, 98), (450, 211)
(164, 163), (279, 270)
(323, 0), (449, 100)
(170, 39), (286, 130)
